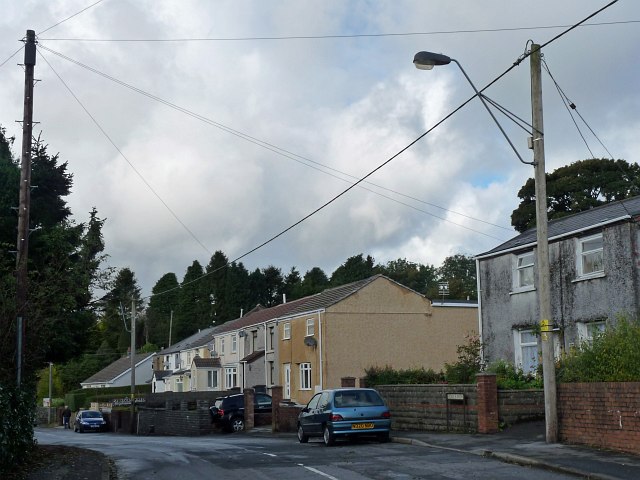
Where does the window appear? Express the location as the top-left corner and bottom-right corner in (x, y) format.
(186, 351), (191, 365)
(252, 330), (258, 351)
(225, 367), (237, 389)
(268, 361), (275, 385)
(268, 327), (275, 350)
(577, 234), (604, 278)
(577, 321), (606, 345)
(231, 334), (237, 353)
(207, 370), (218, 389)
(220, 337), (225, 354)
(514, 252), (535, 290)
(513, 329), (539, 374)
(300, 363), (312, 390)
(176, 376), (184, 392)
(306, 318), (314, 337)
(283, 322), (291, 340)
(283, 363), (291, 399)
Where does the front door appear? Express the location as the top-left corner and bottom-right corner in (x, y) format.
(283, 363), (291, 400)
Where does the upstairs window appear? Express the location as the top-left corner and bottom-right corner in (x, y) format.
(231, 334), (237, 353)
(514, 251), (535, 291)
(306, 318), (315, 337)
(283, 322), (291, 340)
(577, 234), (604, 278)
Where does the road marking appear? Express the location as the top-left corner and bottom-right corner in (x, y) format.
(262, 453), (277, 457)
(297, 464), (340, 480)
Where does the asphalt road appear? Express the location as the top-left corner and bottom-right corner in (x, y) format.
(36, 428), (577, 480)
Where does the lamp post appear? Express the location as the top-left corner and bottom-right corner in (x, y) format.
(413, 48), (557, 442)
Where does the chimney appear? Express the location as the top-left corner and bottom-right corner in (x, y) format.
(283, 294), (287, 304)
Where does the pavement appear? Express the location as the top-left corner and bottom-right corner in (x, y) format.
(389, 420), (640, 480)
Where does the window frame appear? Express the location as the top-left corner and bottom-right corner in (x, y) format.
(576, 233), (604, 279)
(207, 370), (218, 389)
(577, 320), (606, 345)
(231, 334), (237, 353)
(305, 318), (314, 337)
(513, 251), (535, 292)
(299, 362), (312, 390)
(283, 322), (291, 340)
(513, 329), (539, 374)
(224, 366), (237, 389)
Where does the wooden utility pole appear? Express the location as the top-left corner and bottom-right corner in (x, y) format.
(530, 43), (558, 443)
(130, 299), (136, 433)
(15, 29), (36, 387)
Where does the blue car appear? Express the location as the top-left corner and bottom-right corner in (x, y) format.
(297, 388), (391, 446)
(74, 410), (107, 433)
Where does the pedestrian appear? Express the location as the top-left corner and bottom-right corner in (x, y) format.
(62, 405), (71, 429)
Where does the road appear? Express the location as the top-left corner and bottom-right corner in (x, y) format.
(36, 428), (576, 480)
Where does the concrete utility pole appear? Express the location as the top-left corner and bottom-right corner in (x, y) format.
(15, 29), (36, 387)
(530, 43), (558, 443)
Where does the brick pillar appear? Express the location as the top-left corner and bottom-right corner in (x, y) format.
(341, 377), (356, 387)
(271, 385), (283, 432)
(476, 373), (499, 434)
(244, 388), (255, 430)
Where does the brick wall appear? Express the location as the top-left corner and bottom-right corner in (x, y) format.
(558, 382), (640, 456)
(498, 389), (545, 425)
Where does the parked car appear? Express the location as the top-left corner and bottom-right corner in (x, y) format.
(209, 392), (272, 433)
(297, 388), (391, 446)
(74, 410), (107, 433)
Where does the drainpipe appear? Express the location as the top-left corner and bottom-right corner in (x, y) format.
(263, 320), (268, 390)
(318, 310), (323, 391)
(475, 257), (484, 366)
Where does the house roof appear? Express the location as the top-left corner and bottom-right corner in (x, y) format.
(81, 353), (155, 385)
(158, 326), (218, 355)
(240, 350), (265, 363)
(214, 296), (310, 334)
(193, 357), (221, 368)
(153, 370), (172, 380)
(431, 299), (478, 308)
(477, 196), (640, 259)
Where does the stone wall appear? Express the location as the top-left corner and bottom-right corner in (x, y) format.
(376, 384), (478, 432)
(136, 401), (212, 436)
(498, 389), (545, 426)
(558, 382), (640, 456)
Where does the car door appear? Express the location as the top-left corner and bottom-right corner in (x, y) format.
(299, 393), (322, 435)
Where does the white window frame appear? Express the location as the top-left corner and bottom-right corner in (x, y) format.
(513, 251), (535, 292)
(224, 366), (237, 389)
(231, 334), (237, 353)
(576, 233), (604, 279)
(283, 363), (291, 399)
(220, 337), (225, 354)
(513, 329), (539, 375)
(268, 327), (275, 351)
(207, 370), (218, 389)
(577, 321), (606, 345)
(299, 363), (312, 390)
(283, 322), (291, 340)
(306, 318), (314, 337)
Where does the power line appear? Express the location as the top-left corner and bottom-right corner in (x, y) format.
(144, 0), (620, 301)
(37, 0), (106, 36)
(0, 45), (24, 70)
(38, 49), (213, 258)
(37, 43), (513, 232)
(37, 19), (639, 42)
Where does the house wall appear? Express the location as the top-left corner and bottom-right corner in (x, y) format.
(109, 357), (154, 388)
(243, 359), (266, 389)
(479, 222), (640, 367)
(323, 281), (476, 390)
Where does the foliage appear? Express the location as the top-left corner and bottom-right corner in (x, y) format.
(443, 334), (483, 384)
(378, 258), (436, 295)
(486, 359), (543, 389)
(557, 316), (640, 382)
(145, 272), (180, 348)
(0, 383), (36, 475)
(363, 366), (444, 386)
(174, 261), (211, 339)
(330, 254), (378, 285)
(428, 254), (477, 301)
(511, 158), (640, 233)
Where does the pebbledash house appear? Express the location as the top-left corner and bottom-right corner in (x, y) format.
(476, 196), (640, 373)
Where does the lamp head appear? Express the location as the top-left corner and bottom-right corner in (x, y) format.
(413, 51), (452, 70)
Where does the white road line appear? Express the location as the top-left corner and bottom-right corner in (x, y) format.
(297, 464), (340, 480)
(262, 453), (277, 457)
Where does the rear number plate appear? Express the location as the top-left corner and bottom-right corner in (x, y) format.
(352, 423), (374, 430)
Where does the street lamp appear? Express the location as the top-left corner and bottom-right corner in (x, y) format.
(413, 48), (557, 442)
(413, 51), (530, 166)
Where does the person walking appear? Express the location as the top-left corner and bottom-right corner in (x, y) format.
(62, 405), (71, 429)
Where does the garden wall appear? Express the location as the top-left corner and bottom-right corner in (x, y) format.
(558, 382), (640, 456)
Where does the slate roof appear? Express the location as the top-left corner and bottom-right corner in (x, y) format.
(240, 350), (265, 363)
(81, 353), (154, 385)
(193, 357), (221, 368)
(214, 296), (310, 334)
(477, 196), (640, 258)
(158, 326), (218, 355)
(153, 370), (172, 380)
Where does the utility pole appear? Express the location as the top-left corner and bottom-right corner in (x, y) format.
(130, 299), (136, 433)
(48, 362), (53, 424)
(530, 43), (557, 443)
(15, 30), (36, 387)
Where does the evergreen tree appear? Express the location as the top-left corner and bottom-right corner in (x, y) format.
(283, 267), (302, 300)
(298, 267), (329, 297)
(145, 273), (180, 348)
(330, 254), (377, 286)
(380, 258), (437, 294)
(174, 260), (212, 340)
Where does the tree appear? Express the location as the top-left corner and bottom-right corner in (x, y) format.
(174, 261), (212, 340)
(145, 272), (180, 348)
(283, 267), (302, 300)
(330, 254), (378, 286)
(298, 267), (329, 297)
(511, 158), (640, 233)
(379, 258), (436, 294)
(428, 254), (477, 301)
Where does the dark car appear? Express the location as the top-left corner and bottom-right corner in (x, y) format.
(74, 410), (107, 433)
(209, 392), (272, 433)
(297, 388), (391, 446)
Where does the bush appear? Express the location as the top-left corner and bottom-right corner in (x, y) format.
(0, 383), (36, 476)
(486, 359), (542, 389)
(363, 366), (444, 386)
(557, 315), (640, 382)
(444, 334), (482, 384)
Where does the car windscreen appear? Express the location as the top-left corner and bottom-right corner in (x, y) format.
(333, 390), (384, 408)
(83, 411), (103, 418)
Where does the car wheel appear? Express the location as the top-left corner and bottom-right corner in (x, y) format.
(231, 417), (245, 432)
(378, 432), (390, 443)
(323, 426), (335, 446)
(297, 424), (309, 443)
(79, 425), (84, 433)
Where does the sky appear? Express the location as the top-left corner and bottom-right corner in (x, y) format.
(1, 0), (638, 299)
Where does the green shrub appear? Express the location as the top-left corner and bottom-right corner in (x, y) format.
(364, 366), (444, 386)
(0, 383), (36, 475)
(557, 315), (640, 382)
(486, 359), (542, 389)
(444, 334), (482, 384)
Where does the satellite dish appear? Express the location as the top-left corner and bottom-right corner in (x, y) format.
(304, 336), (317, 347)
